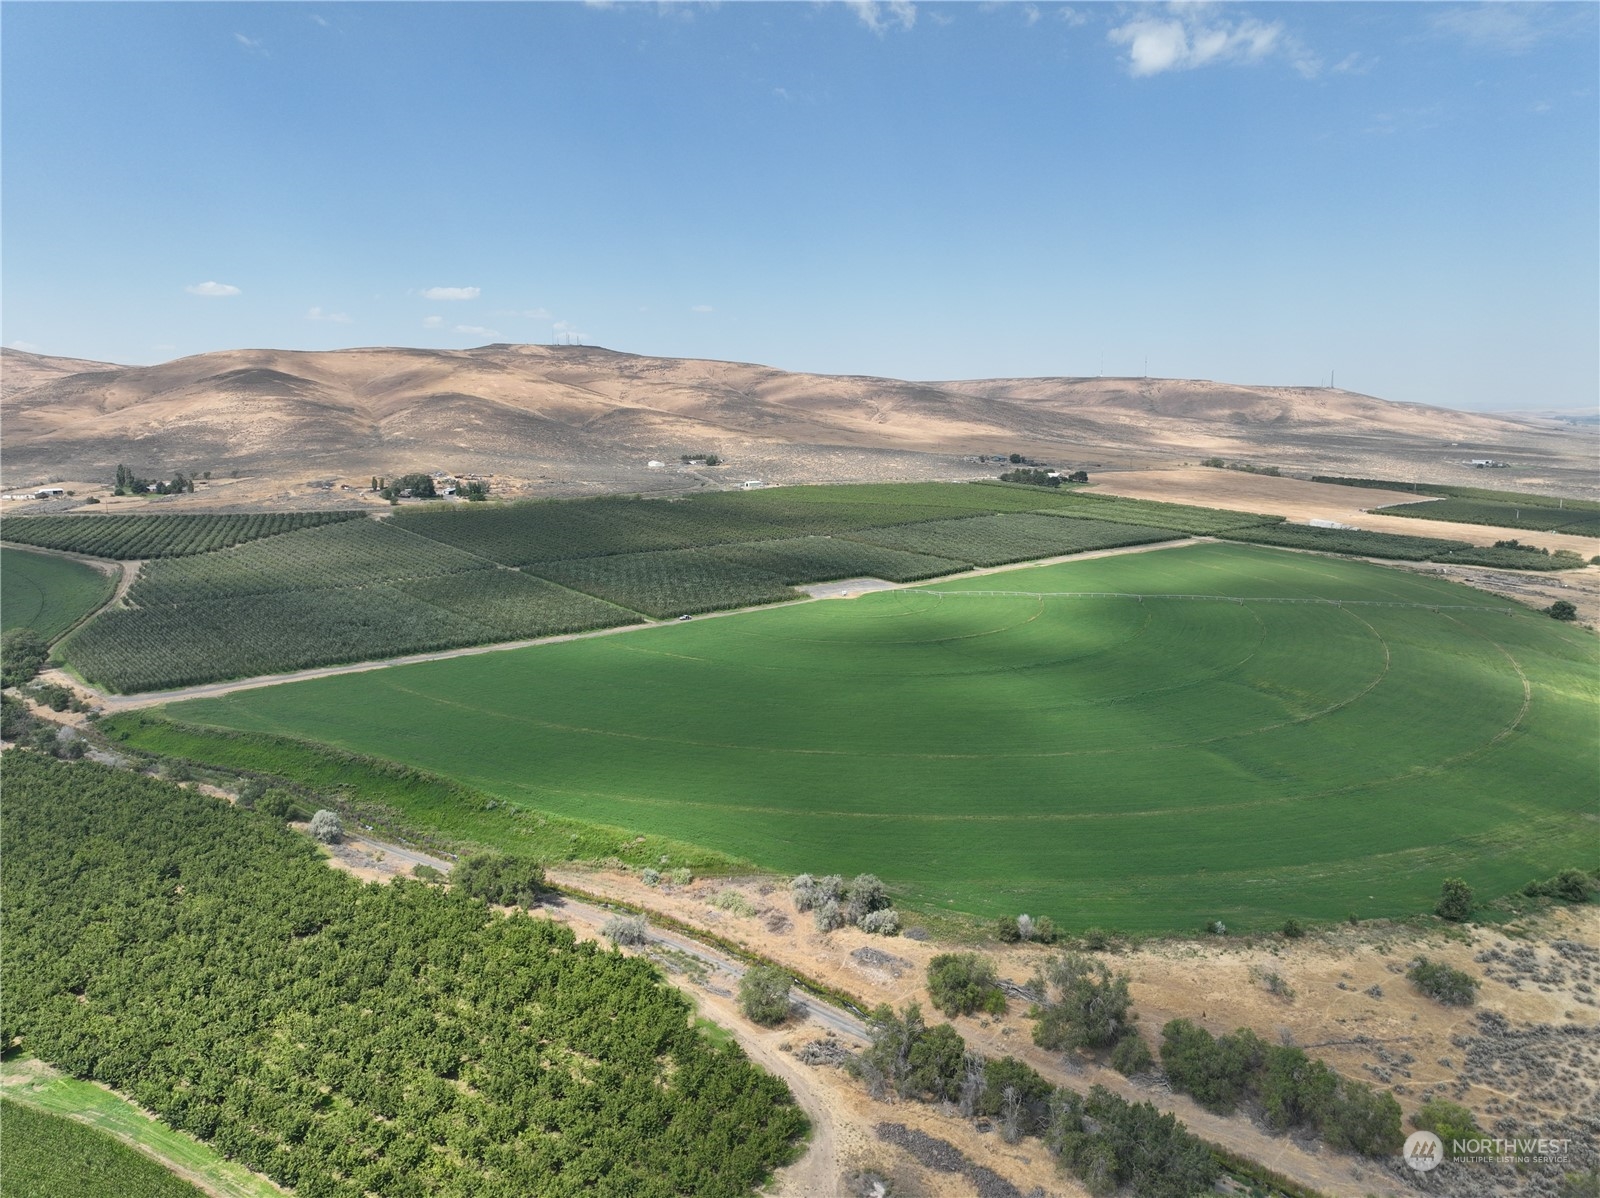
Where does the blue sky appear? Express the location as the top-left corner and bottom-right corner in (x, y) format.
(3, 2), (1595, 411)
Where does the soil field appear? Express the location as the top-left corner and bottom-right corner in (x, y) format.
(143, 542), (1598, 935)
(0, 547), (116, 640)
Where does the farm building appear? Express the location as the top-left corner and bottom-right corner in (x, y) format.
(740, 480), (764, 490)
(1308, 518), (1358, 530)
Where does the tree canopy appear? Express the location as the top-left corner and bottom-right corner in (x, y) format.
(2, 755), (807, 1198)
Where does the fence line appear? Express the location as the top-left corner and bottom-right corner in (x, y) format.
(917, 590), (1515, 613)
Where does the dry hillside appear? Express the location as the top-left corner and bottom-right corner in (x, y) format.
(2, 343), (1592, 501)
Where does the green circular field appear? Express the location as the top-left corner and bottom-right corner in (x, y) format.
(1, 547), (115, 641)
(163, 544), (1598, 933)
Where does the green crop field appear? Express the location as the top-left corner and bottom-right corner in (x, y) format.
(841, 512), (1181, 566)
(1, 547), (115, 639)
(697, 535), (966, 584)
(1378, 498), (1600, 535)
(1, 511), (364, 558)
(140, 543), (1598, 935)
(61, 519), (640, 691)
(1218, 523), (1472, 560)
(1022, 489), (1285, 535)
(0, 1098), (209, 1198)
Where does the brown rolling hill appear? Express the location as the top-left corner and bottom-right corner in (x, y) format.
(2, 343), (1591, 500)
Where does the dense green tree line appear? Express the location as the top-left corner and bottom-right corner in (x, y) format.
(2, 756), (806, 1197)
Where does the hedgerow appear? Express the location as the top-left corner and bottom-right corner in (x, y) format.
(2, 754), (807, 1197)
(0, 511), (364, 558)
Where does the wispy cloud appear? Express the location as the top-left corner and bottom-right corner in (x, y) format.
(422, 315), (446, 328)
(454, 325), (499, 337)
(1430, 3), (1560, 54)
(1108, 7), (1318, 78)
(691, 304), (714, 314)
(186, 281), (241, 297)
(1331, 51), (1375, 75)
(234, 32), (267, 55)
(849, 1), (916, 35)
(306, 306), (351, 323)
(309, 14), (329, 27)
(9, 340), (44, 353)
(421, 285), (481, 301)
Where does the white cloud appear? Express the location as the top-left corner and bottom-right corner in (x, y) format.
(234, 32), (266, 54)
(691, 304), (714, 314)
(421, 285), (481, 301)
(454, 325), (499, 337)
(9, 340), (44, 353)
(310, 14), (329, 27)
(1430, 4), (1554, 54)
(306, 307), (352, 323)
(522, 307), (551, 319)
(1331, 51), (1374, 75)
(1021, 4), (1040, 27)
(186, 281), (241, 297)
(1108, 8), (1317, 78)
(422, 315), (446, 328)
(849, 1), (916, 35)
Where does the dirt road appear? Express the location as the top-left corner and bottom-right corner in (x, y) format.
(355, 840), (1402, 1197)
